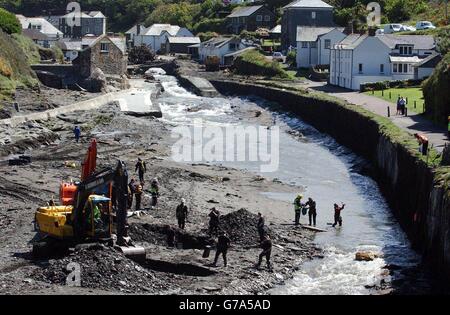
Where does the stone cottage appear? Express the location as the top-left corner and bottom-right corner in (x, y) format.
(73, 34), (127, 78)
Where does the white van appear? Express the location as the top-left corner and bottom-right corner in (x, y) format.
(383, 24), (403, 34)
(416, 21), (436, 30)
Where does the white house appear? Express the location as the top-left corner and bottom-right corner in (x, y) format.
(125, 24), (148, 49)
(16, 15), (63, 39)
(329, 33), (436, 90)
(296, 26), (345, 68)
(134, 24), (194, 52)
(198, 37), (248, 65)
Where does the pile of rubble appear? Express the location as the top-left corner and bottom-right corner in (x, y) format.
(33, 245), (169, 293)
(220, 209), (273, 245)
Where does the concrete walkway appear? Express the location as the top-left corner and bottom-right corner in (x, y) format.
(305, 81), (448, 153)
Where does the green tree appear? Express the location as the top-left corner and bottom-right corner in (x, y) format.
(0, 7), (21, 34)
(145, 2), (201, 29)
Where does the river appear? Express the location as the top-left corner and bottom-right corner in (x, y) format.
(145, 71), (435, 295)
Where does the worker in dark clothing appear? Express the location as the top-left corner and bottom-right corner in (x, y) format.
(208, 207), (220, 235)
(150, 178), (159, 208)
(256, 235), (272, 271)
(332, 203), (346, 227)
(306, 198), (317, 226)
(213, 232), (231, 267)
(127, 179), (136, 209)
(135, 158), (147, 184)
(135, 183), (143, 211)
(257, 212), (265, 241)
(176, 198), (189, 229)
(293, 194), (304, 225)
(73, 126), (81, 143)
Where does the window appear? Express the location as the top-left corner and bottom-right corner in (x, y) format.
(324, 39), (331, 49)
(301, 41), (308, 48)
(256, 15), (263, 22)
(312, 11), (316, 19)
(264, 15), (270, 22)
(100, 42), (109, 52)
(403, 64), (408, 73)
(399, 45), (413, 55)
(393, 63), (398, 73)
(358, 63), (363, 73)
(310, 41), (317, 48)
(229, 43), (238, 51)
(380, 64), (384, 73)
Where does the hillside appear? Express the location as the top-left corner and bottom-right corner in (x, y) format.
(0, 29), (39, 101)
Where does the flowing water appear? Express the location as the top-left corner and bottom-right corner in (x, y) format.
(145, 72), (434, 294)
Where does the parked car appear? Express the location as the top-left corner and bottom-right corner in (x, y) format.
(375, 29), (384, 35)
(272, 52), (284, 62)
(416, 21), (436, 30)
(400, 25), (416, 32)
(383, 24), (403, 34)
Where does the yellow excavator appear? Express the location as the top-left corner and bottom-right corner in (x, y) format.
(33, 141), (145, 261)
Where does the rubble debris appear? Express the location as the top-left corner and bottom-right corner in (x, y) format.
(33, 246), (169, 293)
(219, 209), (274, 246)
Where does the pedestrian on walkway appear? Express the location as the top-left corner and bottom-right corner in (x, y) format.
(399, 97), (406, 115)
(396, 97), (402, 115)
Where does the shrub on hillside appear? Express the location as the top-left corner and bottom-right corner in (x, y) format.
(193, 18), (226, 34)
(0, 8), (21, 34)
(197, 32), (218, 42)
(422, 53), (450, 124)
(233, 50), (289, 78)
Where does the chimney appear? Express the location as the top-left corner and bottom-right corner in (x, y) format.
(136, 24), (141, 36)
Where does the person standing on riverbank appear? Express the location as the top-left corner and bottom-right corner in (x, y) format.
(256, 235), (272, 271)
(294, 194), (304, 225)
(73, 126), (81, 143)
(332, 203), (345, 227)
(213, 231), (231, 267)
(306, 198), (317, 226)
(257, 212), (265, 241)
(176, 198), (188, 230)
(135, 158), (147, 184)
(209, 207), (220, 235)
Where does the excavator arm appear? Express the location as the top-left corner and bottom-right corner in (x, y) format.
(72, 161), (129, 243)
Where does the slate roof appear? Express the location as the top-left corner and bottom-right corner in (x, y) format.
(167, 37), (201, 44)
(144, 24), (180, 36)
(227, 5), (264, 18)
(296, 26), (343, 42)
(284, 0), (333, 9)
(16, 15), (63, 36)
(377, 34), (435, 50)
(414, 53), (442, 68)
(22, 29), (51, 41)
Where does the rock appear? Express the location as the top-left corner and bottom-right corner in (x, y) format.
(355, 251), (381, 261)
(207, 199), (220, 204)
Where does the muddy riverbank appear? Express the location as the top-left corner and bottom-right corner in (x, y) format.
(0, 85), (319, 295)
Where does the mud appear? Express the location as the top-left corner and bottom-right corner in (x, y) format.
(0, 83), (318, 295)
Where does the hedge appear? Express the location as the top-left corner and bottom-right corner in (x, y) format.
(360, 78), (424, 92)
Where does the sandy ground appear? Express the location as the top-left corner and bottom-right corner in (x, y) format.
(0, 89), (320, 294)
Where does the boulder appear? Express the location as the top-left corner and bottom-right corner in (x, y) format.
(355, 251), (381, 261)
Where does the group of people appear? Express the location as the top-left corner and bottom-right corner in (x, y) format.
(396, 96), (407, 115)
(293, 194), (346, 228)
(207, 208), (273, 271)
(126, 158), (159, 211)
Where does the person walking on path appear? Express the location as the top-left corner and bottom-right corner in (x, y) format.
(332, 203), (345, 227)
(135, 158), (147, 184)
(73, 126), (81, 143)
(399, 97), (407, 115)
(176, 198), (189, 229)
(306, 198), (317, 226)
(213, 232), (231, 267)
